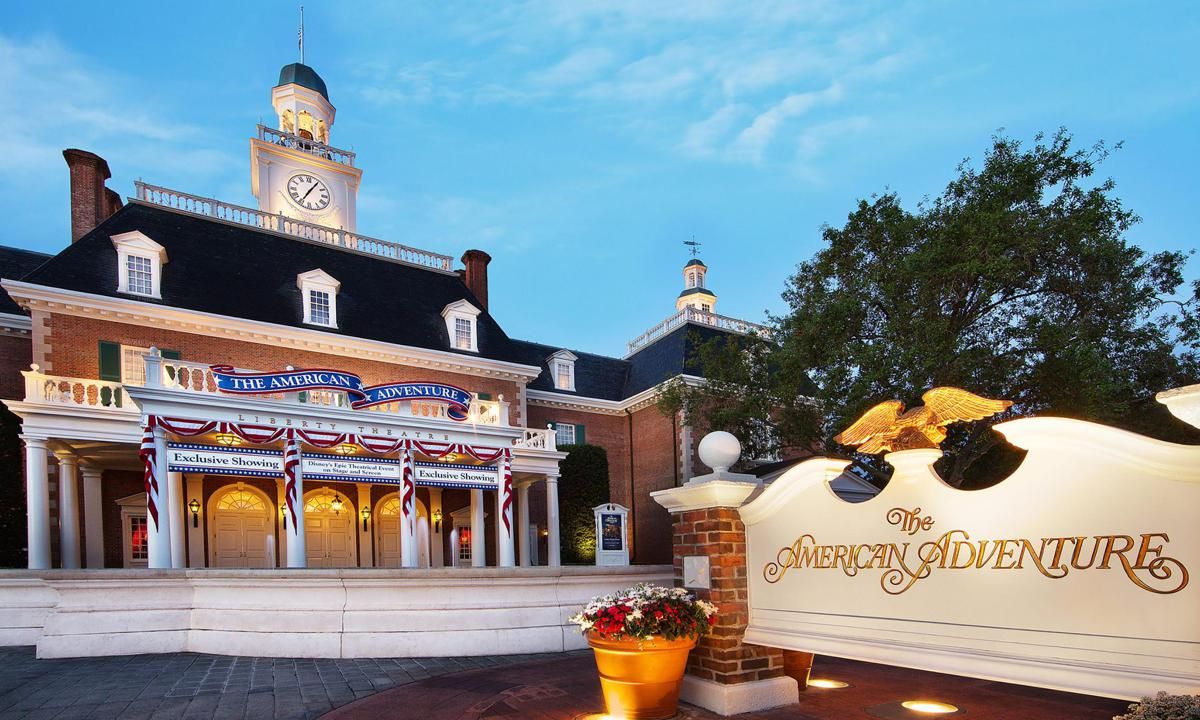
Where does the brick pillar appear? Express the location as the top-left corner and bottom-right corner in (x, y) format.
(62, 149), (113, 243)
(652, 477), (798, 715)
(674, 507), (785, 685)
(460, 249), (491, 310)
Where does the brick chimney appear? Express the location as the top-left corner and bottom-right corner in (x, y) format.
(461, 249), (492, 311)
(63, 149), (119, 243)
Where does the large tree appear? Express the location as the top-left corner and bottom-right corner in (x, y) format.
(664, 129), (1200, 487)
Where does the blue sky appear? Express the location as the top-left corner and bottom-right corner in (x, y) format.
(2, 2), (1198, 357)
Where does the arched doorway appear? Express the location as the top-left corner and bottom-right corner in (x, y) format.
(209, 484), (275, 568)
(374, 494), (430, 568)
(304, 488), (357, 568)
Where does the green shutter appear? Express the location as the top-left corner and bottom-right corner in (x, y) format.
(161, 349), (181, 360)
(98, 341), (121, 382)
(575, 424), (586, 445)
(477, 392), (493, 401)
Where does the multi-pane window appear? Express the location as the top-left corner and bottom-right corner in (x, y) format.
(129, 516), (148, 561)
(555, 423), (576, 446)
(555, 361), (572, 390)
(455, 318), (473, 350)
(121, 345), (152, 386)
(126, 255), (154, 296)
(458, 528), (472, 563)
(308, 290), (331, 326)
(701, 303), (711, 313)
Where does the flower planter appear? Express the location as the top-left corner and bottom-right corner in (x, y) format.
(587, 631), (697, 720)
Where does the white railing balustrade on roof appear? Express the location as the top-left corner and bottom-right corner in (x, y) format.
(625, 306), (770, 357)
(257, 125), (356, 166)
(134, 182), (454, 273)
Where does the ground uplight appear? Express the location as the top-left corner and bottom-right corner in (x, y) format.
(809, 678), (850, 689)
(901, 700), (959, 714)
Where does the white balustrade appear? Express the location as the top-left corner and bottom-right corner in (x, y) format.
(134, 182), (454, 272)
(21, 365), (132, 412)
(514, 426), (557, 452)
(257, 125), (356, 166)
(625, 306), (770, 357)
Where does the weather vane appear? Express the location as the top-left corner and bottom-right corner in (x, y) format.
(684, 237), (701, 257)
(298, 6), (305, 64)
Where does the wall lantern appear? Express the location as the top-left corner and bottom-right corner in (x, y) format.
(360, 505), (371, 531)
(432, 509), (442, 533)
(188, 498), (200, 527)
(279, 503), (287, 520)
(215, 433), (241, 447)
(330, 493), (343, 515)
(334, 443), (358, 455)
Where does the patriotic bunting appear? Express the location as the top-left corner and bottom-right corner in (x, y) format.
(283, 432), (301, 531)
(500, 449), (513, 535)
(139, 416), (160, 525)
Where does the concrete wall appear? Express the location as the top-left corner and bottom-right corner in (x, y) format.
(0, 566), (671, 659)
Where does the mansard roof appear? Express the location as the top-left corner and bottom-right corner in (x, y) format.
(0, 245), (51, 315)
(17, 202), (532, 365)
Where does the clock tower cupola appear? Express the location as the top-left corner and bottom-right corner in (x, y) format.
(250, 62), (362, 232)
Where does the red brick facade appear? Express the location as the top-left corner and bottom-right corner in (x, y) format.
(673, 507), (784, 684)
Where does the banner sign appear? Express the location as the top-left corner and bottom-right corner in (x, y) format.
(413, 462), (498, 490)
(167, 443), (495, 488)
(739, 416), (1200, 700)
(209, 365), (473, 420)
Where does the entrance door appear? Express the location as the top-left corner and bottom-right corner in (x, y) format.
(304, 489), (357, 568)
(374, 494), (430, 568)
(210, 486), (272, 568)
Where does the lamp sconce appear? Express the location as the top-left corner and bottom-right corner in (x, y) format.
(279, 503), (287, 520)
(432, 509), (442, 533)
(361, 505), (371, 532)
(188, 498), (200, 528)
(330, 492), (343, 515)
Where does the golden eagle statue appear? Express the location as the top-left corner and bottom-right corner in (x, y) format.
(833, 387), (1012, 454)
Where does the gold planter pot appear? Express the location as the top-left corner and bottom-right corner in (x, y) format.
(586, 631), (698, 720)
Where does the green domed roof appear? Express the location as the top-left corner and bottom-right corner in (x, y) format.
(276, 63), (329, 101)
(685, 258), (707, 268)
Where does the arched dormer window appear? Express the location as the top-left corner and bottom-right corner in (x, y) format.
(548, 350), (577, 392)
(297, 269), (340, 328)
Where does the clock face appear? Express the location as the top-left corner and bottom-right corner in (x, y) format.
(286, 174), (331, 212)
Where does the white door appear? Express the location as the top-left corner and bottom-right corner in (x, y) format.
(211, 487), (273, 568)
(304, 489), (357, 568)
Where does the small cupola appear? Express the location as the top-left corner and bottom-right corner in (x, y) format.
(676, 258), (718, 313)
(273, 62), (335, 144)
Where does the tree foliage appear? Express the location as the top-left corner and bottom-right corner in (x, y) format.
(557, 443), (610, 564)
(664, 129), (1200, 486)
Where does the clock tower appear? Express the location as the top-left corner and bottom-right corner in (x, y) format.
(250, 62), (362, 232)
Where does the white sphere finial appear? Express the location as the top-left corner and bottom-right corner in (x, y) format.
(698, 431), (741, 474)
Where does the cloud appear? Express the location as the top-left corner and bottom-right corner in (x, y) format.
(730, 83), (845, 163)
(530, 47), (615, 87)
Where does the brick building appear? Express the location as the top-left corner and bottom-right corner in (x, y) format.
(0, 61), (769, 570)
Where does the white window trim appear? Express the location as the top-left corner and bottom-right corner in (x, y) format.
(441, 299), (481, 353)
(547, 349), (578, 392)
(554, 422), (577, 445)
(112, 231), (167, 300)
(297, 268), (341, 328)
(116, 492), (148, 568)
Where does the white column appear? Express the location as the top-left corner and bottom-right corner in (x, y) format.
(81, 465), (104, 568)
(428, 488), (444, 568)
(399, 449), (417, 568)
(187, 475), (205, 568)
(517, 482), (531, 567)
(496, 489), (515, 568)
(23, 437), (50, 569)
(357, 483), (373, 568)
(546, 474), (561, 567)
(148, 424), (172, 569)
(168, 472), (185, 568)
(285, 439), (306, 568)
(54, 452), (81, 569)
(470, 489), (485, 567)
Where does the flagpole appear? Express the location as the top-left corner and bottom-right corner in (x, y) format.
(299, 6), (305, 64)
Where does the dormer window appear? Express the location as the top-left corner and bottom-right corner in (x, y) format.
(297, 269), (340, 328)
(112, 231), (167, 299)
(441, 299), (481, 353)
(548, 350), (578, 392)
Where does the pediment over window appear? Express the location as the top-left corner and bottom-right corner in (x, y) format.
(442, 300), (481, 353)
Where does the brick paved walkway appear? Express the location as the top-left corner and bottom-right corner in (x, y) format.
(0, 647), (574, 719)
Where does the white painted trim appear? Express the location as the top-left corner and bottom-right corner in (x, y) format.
(2, 281), (542, 381)
(297, 269), (340, 329)
(441, 300), (481, 354)
(0, 312), (31, 332)
(680, 675), (797, 716)
(111, 231), (167, 300)
(650, 479), (762, 514)
(526, 374), (708, 415)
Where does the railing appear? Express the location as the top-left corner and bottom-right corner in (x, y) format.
(513, 426), (557, 452)
(134, 182), (455, 273)
(20, 355), (511, 429)
(22, 365), (133, 412)
(625, 305), (770, 356)
(257, 125), (356, 166)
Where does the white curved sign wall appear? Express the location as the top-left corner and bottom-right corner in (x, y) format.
(741, 416), (1199, 700)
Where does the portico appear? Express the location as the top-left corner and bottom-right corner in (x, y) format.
(8, 351), (565, 571)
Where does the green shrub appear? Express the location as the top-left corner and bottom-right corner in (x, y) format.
(1114, 692), (1200, 720)
(557, 444), (609, 564)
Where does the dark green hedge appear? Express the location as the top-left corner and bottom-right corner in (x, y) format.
(557, 443), (610, 564)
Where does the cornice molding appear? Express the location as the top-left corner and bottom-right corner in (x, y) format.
(0, 311), (32, 333)
(526, 374), (706, 415)
(3, 281), (543, 383)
